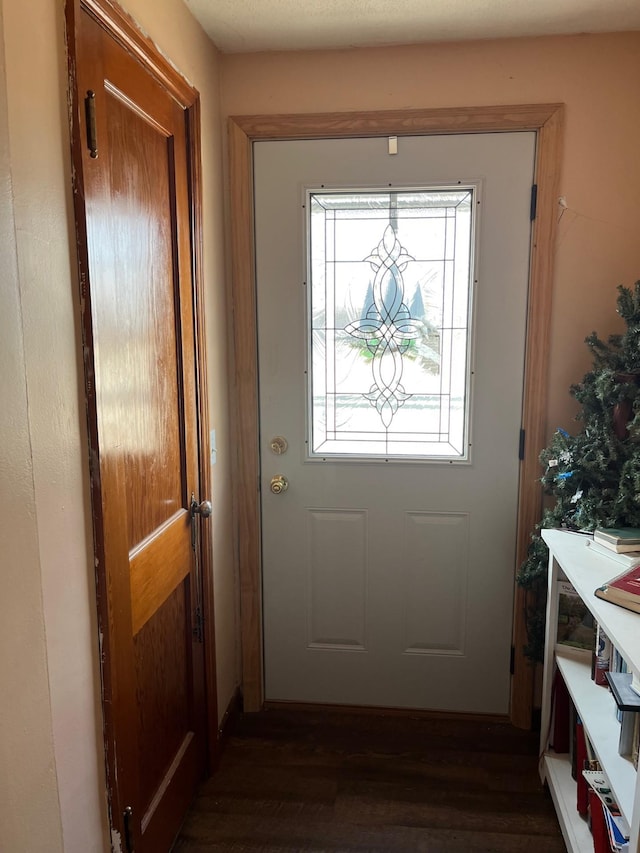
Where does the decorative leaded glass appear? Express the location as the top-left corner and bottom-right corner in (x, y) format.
(308, 188), (475, 460)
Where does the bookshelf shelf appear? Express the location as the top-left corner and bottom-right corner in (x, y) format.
(541, 529), (640, 852)
(543, 754), (593, 851)
(556, 651), (636, 822)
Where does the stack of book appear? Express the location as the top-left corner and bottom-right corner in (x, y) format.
(590, 528), (640, 615)
(554, 570), (640, 766)
(549, 531), (640, 851)
(549, 666), (634, 852)
(592, 528), (640, 556)
(582, 768), (630, 852)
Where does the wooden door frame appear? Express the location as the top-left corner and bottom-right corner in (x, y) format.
(66, 0), (219, 824)
(229, 104), (563, 729)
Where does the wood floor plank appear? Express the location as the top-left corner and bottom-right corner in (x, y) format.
(173, 709), (566, 853)
(175, 814), (566, 853)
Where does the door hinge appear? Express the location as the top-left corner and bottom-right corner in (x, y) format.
(518, 428), (526, 461)
(123, 806), (134, 853)
(193, 606), (204, 643)
(84, 90), (98, 159)
(510, 645), (515, 675)
(530, 184), (538, 221)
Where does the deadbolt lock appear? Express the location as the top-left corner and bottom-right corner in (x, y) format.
(269, 436), (288, 455)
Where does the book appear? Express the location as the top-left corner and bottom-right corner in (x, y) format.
(605, 671), (640, 756)
(550, 669), (570, 753)
(588, 789), (611, 853)
(555, 580), (596, 659)
(594, 565), (640, 614)
(594, 623), (611, 686)
(603, 808), (630, 852)
(611, 651), (629, 722)
(594, 527), (640, 553)
(569, 701), (577, 780)
(582, 769), (630, 843)
(576, 717), (589, 815)
(611, 647), (629, 675)
(585, 538), (640, 567)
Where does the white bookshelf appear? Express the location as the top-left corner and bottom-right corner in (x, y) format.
(540, 529), (640, 852)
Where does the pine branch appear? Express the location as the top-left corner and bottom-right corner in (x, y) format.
(517, 280), (640, 662)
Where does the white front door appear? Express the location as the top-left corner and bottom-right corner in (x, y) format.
(255, 133), (535, 714)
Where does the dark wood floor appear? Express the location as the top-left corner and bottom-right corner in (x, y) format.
(173, 708), (566, 852)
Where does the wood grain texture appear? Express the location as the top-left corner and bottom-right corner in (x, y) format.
(140, 732), (201, 852)
(230, 104), (564, 139)
(228, 105), (564, 727)
(81, 0), (197, 107)
(174, 709), (565, 852)
(187, 95), (219, 769)
(134, 584), (190, 810)
(68, 1), (213, 848)
(229, 118), (263, 713)
(103, 90), (183, 549)
(66, 0), (131, 830)
(129, 510), (191, 635)
(511, 105), (564, 729)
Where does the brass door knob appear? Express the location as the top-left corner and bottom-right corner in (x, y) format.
(270, 474), (289, 494)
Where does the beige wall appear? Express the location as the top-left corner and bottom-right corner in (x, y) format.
(221, 32), (640, 433)
(0, 0), (235, 851)
(0, 3), (65, 849)
(3, 13), (639, 853)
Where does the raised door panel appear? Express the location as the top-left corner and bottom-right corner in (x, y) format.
(75, 7), (205, 850)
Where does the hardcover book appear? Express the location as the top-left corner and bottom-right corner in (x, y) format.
(576, 718), (589, 816)
(588, 789), (611, 853)
(582, 769), (630, 843)
(594, 527), (640, 553)
(586, 539), (640, 567)
(594, 565), (640, 614)
(594, 623), (612, 686)
(550, 669), (570, 753)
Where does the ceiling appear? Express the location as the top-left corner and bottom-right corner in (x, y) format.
(184, 0), (640, 54)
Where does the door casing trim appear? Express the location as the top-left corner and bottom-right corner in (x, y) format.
(66, 0), (219, 835)
(229, 104), (564, 729)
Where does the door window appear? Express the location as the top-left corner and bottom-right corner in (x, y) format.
(308, 188), (476, 460)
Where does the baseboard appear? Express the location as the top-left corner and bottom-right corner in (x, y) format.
(263, 699), (509, 724)
(217, 686), (243, 750)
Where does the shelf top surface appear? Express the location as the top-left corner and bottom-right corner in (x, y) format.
(542, 529), (640, 674)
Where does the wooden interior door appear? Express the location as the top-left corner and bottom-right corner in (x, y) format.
(68, 2), (213, 850)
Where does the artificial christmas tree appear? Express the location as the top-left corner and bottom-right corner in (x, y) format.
(517, 282), (640, 662)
